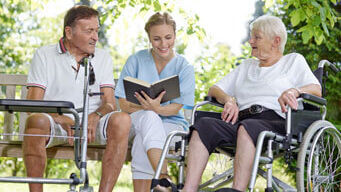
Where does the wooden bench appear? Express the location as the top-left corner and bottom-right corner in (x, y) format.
(0, 73), (191, 163)
(0, 74), (116, 161)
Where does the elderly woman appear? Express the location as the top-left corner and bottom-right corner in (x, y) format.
(115, 12), (195, 191)
(182, 15), (321, 192)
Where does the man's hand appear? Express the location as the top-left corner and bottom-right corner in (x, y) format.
(87, 113), (101, 143)
(221, 97), (239, 124)
(134, 90), (166, 113)
(52, 115), (75, 145)
(278, 88), (300, 113)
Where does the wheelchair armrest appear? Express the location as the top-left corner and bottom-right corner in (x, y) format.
(204, 96), (224, 108)
(300, 93), (326, 106)
(0, 99), (75, 114)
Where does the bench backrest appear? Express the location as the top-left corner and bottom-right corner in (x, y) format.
(0, 74), (28, 141)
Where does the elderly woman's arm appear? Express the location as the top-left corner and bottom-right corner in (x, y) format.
(208, 85), (239, 124)
(278, 83), (321, 113)
(208, 85), (236, 104)
(296, 84), (322, 97)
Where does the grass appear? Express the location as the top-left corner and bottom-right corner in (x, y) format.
(0, 155), (296, 192)
(0, 163), (133, 192)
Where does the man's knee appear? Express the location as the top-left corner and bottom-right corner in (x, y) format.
(106, 112), (131, 139)
(25, 113), (50, 134)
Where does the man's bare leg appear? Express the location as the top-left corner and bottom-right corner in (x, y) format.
(99, 112), (131, 192)
(232, 126), (256, 191)
(23, 114), (50, 192)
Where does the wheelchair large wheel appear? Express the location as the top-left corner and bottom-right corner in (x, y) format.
(296, 120), (341, 192)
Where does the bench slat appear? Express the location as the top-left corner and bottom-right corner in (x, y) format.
(0, 141), (133, 161)
(4, 86), (16, 141)
(0, 74), (27, 86)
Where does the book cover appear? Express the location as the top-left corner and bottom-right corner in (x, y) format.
(123, 75), (180, 105)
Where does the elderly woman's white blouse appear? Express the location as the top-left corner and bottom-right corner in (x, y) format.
(215, 53), (320, 118)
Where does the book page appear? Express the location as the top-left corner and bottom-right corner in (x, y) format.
(151, 75), (178, 85)
(124, 76), (151, 87)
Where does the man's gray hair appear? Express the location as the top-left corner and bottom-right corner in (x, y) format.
(250, 15), (287, 53)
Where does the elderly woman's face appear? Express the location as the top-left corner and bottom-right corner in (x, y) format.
(149, 24), (175, 60)
(249, 30), (274, 60)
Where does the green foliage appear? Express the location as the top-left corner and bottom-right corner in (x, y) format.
(44, 159), (77, 178)
(193, 42), (253, 112)
(0, 158), (25, 177)
(0, 0), (63, 74)
(267, 0), (339, 45)
(0, 0), (33, 73)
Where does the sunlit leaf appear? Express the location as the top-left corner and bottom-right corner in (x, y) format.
(311, 0), (320, 8)
(153, 1), (161, 11)
(321, 22), (329, 36)
(265, 0), (274, 9)
(319, 7), (326, 21)
(290, 9), (301, 26)
(312, 15), (321, 26)
(302, 29), (313, 44)
(313, 28), (324, 45)
(297, 25), (309, 32)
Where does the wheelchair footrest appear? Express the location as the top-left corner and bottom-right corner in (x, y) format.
(151, 178), (178, 192)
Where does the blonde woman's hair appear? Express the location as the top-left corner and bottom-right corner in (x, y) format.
(145, 12), (176, 36)
(250, 15), (287, 53)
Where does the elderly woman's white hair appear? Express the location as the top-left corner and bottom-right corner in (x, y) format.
(250, 15), (287, 53)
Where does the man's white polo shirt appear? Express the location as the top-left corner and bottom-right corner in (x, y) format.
(27, 38), (115, 118)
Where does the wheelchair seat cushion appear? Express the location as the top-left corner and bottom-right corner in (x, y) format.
(190, 110), (285, 154)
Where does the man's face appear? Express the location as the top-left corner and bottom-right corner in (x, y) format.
(66, 16), (99, 55)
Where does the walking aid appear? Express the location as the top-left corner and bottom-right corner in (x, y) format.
(0, 56), (98, 192)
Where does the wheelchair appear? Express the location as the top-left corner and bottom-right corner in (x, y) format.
(0, 57), (95, 192)
(151, 60), (341, 192)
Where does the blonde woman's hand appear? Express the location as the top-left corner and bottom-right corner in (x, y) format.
(135, 90), (166, 112)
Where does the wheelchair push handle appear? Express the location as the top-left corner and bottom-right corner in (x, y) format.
(318, 60), (339, 73)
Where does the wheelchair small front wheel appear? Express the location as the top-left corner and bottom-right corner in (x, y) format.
(296, 120), (341, 192)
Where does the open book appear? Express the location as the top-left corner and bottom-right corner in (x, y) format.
(123, 75), (180, 105)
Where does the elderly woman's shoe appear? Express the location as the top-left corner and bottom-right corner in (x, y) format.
(152, 173), (178, 192)
(215, 188), (243, 192)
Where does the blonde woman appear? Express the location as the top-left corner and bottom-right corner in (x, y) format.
(115, 12), (195, 191)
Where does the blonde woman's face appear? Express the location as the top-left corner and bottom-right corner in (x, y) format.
(149, 24), (175, 60)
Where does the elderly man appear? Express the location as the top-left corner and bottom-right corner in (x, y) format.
(182, 15), (321, 192)
(23, 5), (131, 192)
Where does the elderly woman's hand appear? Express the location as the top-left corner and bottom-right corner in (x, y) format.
(278, 88), (300, 113)
(221, 97), (239, 125)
